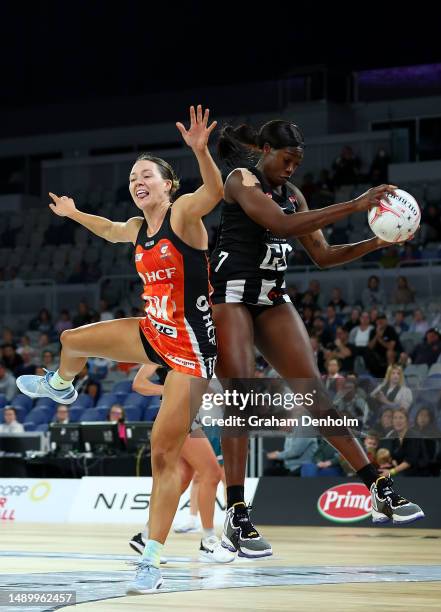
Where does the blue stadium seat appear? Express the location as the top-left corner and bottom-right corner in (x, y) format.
(0, 394), (7, 409)
(80, 407), (109, 422)
(112, 380), (133, 395)
(144, 401), (160, 421)
(36, 423), (49, 433)
(35, 397), (57, 409)
(96, 393), (119, 409)
(124, 406), (142, 421)
(12, 394), (33, 413)
(25, 408), (51, 425)
(74, 395), (94, 410)
(124, 392), (149, 408)
(67, 407), (84, 423)
(24, 422), (36, 432)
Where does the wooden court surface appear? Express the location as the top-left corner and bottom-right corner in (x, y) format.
(1, 523), (440, 611)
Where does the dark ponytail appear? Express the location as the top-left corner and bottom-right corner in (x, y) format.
(217, 124), (261, 171)
(217, 119), (305, 171)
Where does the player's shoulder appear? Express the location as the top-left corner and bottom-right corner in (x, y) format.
(286, 181), (307, 209)
(225, 167), (261, 189)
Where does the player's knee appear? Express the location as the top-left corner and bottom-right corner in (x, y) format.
(151, 444), (180, 472)
(60, 328), (75, 348)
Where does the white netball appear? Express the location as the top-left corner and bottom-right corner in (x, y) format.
(368, 189), (421, 243)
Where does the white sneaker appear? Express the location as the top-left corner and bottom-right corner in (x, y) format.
(173, 515), (200, 533)
(16, 370), (78, 404)
(199, 535), (235, 563)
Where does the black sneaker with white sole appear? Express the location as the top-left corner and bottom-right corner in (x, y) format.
(129, 532), (146, 555)
(221, 502), (272, 558)
(370, 475), (425, 524)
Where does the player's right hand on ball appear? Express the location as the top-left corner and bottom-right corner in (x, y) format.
(353, 184), (398, 212)
(48, 192), (77, 217)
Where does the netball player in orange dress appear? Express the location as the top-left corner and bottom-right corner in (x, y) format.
(17, 105), (223, 593)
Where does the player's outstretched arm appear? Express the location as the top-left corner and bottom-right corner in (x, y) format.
(173, 105), (223, 220)
(226, 169), (397, 239)
(48, 192), (142, 244)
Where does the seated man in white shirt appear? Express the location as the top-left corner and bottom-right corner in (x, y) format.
(0, 406), (25, 434)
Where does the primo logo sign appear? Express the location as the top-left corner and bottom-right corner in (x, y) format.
(317, 483), (372, 523)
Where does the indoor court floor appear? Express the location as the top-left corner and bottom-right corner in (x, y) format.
(1, 523), (440, 611)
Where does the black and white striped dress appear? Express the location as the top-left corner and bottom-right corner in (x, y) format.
(210, 166), (298, 306)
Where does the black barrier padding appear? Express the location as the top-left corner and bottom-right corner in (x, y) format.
(252, 477), (440, 529)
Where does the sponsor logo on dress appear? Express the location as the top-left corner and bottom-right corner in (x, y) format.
(147, 315), (177, 338)
(164, 354), (196, 369)
(317, 483), (372, 523)
(196, 295), (216, 346)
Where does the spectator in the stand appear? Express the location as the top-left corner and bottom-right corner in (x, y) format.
(99, 299), (114, 321)
(312, 316), (333, 348)
(343, 307), (361, 334)
(421, 204), (441, 244)
(28, 308), (54, 338)
(114, 308), (127, 319)
(365, 314), (401, 378)
(363, 430), (380, 466)
(400, 243), (421, 267)
(315, 169), (334, 200)
(309, 335), (325, 373)
(68, 262), (88, 284)
(0, 361), (17, 402)
(333, 375), (370, 426)
(369, 148), (390, 185)
(392, 276), (415, 305)
(328, 287), (346, 313)
(362, 275), (385, 309)
(332, 145), (361, 187)
(370, 365), (413, 411)
(52, 405), (70, 424)
(308, 279), (322, 309)
(301, 305), (315, 333)
(324, 304), (342, 338)
(301, 438), (343, 477)
(1, 328), (15, 345)
(393, 310), (409, 335)
(0, 406), (24, 433)
(300, 172), (317, 202)
(376, 408), (394, 438)
(107, 403), (126, 422)
(406, 328), (441, 366)
(74, 364), (92, 394)
(385, 348), (399, 369)
(369, 306), (379, 326)
(85, 262), (102, 283)
(413, 408), (440, 475)
(1, 344), (24, 377)
(286, 285), (302, 310)
(322, 358), (345, 395)
(349, 311), (373, 349)
(54, 310), (73, 335)
(265, 436), (318, 476)
(324, 326), (355, 373)
(16, 334), (39, 365)
(381, 408), (430, 477)
(41, 350), (59, 372)
(72, 300), (94, 328)
(84, 380), (101, 406)
(380, 246), (400, 269)
(37, 333), (52, 352)
(408, 309), (430, 335)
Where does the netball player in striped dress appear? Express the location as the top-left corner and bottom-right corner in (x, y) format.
(17, 105), (223, 593)
(210, 121), (424, 558)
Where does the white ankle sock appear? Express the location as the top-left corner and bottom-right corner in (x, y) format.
(203, 528), (215, 538)
(49, 370), (74, 390)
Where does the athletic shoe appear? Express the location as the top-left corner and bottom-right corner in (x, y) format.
(126, 560), (163, 594)
(199, 535), (235, 563)
(173, 514), (200, 533)
(371, 475), (425, 524)
(16, 370), (77, 405)
(221, 502), (272, 558)
(128, 533), (167, 564)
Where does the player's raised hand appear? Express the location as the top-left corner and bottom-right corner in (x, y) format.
(176, 105), (217, 152)
(48, 192), (77, 217)
(353, 184), (398, 212)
